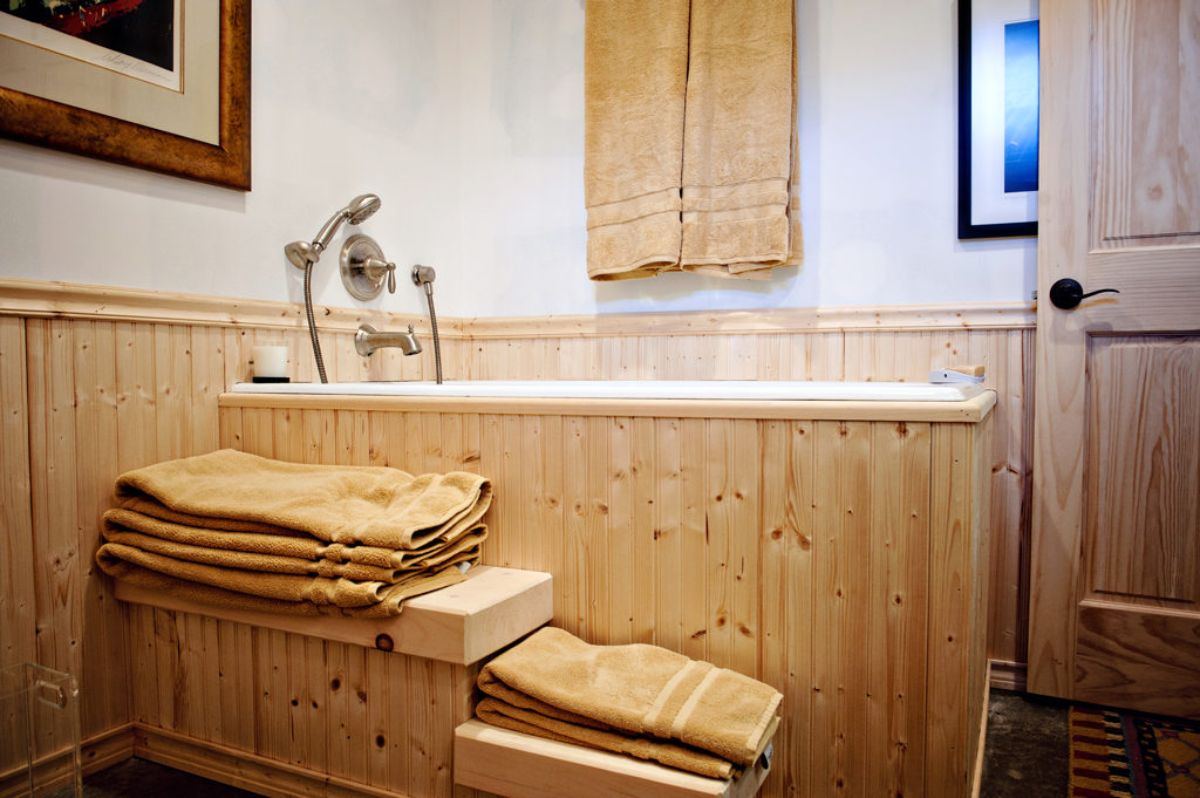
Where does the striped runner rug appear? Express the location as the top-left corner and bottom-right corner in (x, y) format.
(1070, 705), (1200, 797)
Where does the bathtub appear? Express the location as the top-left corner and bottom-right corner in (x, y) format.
(217, 376), (995, 796)
(230, 379), (983, 403)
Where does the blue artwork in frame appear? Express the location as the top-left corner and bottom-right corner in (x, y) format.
(958, 0), (1039, 238)
(1003, 20), (1039, 194)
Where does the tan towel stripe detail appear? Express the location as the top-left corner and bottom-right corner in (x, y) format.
(670, 665), (723, 738)
(744, 692), (784, 756)
(643, 660), (702, 731)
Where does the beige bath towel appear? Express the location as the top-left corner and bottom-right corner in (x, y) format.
(584, 0), (690, 280)
(100, 517), (489, 583)
(476, 627), (781, 778)
(101, 503), (490, 574)
(585, 0), (799, 280)
(114, 448), (491, 550)
(681, 0), (801, 277)
(95, 558), (472, 619)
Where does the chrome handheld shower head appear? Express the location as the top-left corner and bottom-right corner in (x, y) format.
(346, 193), (382, 225)
(286, 193), (382, 269)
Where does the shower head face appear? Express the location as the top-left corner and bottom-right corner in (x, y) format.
(346, 193), (381, 225)
(285, 240), (320, 269)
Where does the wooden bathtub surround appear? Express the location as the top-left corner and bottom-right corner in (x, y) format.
(454, 719), (771, 798)
(113, 566), (552, 665)
(219, 396), (993, 797)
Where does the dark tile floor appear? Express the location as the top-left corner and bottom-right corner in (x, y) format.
(980, 689), (1071, 797)
(72, 689), (1069, 797)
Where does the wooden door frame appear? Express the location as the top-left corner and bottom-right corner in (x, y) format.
(1028, 0), (1093, 699)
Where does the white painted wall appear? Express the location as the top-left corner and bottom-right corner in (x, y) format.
(0, 0), (1036, 319)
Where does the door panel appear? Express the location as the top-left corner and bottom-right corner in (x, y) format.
(1096, 0), (1200, 246)
(1029, 0), (1200, 713)
(1087, 336), (1200, 604)
(1075, 601), (1200, 716)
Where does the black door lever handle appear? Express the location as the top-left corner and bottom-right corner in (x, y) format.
(1048, 278), (1120, 310)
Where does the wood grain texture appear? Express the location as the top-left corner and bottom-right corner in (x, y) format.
(219, 403), (991, 798)
(1030, 0), (1200, 707)
(1087, 336), (1199, 602)
(1075, 601), (1200, 716)
(453, 719), (769, 798)
(0, 280), (1026, 794)
(1095, 0), (1200, 245)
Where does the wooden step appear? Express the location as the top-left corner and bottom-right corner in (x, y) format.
(113, 565), (552, 664)
(454, 719), (771, 798)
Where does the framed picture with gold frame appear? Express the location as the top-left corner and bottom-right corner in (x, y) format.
(0, 0), (250, 190)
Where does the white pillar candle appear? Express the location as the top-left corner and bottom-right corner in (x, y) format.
(252, 345), (289, 379)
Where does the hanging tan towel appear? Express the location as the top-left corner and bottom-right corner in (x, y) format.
(476, 627), (781, 778)
(95, 558), (473, 619)
(584, 0), (691, 280)
(585, 0), (799, 281)
(114, 448), (491, 550)
(681, 0), (800, 277)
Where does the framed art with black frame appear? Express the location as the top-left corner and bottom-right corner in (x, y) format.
(958, 0), (1038, 239)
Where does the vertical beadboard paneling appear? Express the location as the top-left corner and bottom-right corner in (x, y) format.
(460, 325), (1032, 667)
(209, 405), (987, 797)
(0, 283), (1024, 796)
(0, 318), (35, 668)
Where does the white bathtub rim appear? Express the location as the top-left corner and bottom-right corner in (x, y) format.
(231, 379), (983, 403)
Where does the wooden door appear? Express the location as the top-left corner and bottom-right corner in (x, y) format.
(1028, 0), (1200, 715)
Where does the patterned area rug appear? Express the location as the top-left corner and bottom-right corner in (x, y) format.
(1070, 706), (1200, 796)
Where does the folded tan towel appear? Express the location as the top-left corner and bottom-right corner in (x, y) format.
(584, 0), (690, 280)
(681, 0), (800, 277)
(101, 502), (489, 574)
(476, 627), (781, 779)
(114, 449), (492, 549)
(96, 558), (472, 619)
(585, 0), (799, 281)
(100, 517), (489, 583)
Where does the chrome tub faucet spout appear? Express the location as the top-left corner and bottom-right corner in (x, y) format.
(354, 324), (422, 357)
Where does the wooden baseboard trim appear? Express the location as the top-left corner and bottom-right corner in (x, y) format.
(971, 661), (992, 798)
(988, 659), (1028, 691)
(132, 724), (402, 798)
(0, 724), (133, 798)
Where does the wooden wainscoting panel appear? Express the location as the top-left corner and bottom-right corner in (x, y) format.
(0, 281), (1031, 790)
(0, 317), (35, 669)
(457, 324), (1032, 668)
(213, 404), (989, 797)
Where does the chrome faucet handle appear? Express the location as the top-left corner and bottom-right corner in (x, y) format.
(340, 234), (396, 300)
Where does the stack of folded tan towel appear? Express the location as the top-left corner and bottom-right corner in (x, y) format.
(476, 627), (782, 780)
(95, 449), (492, 617)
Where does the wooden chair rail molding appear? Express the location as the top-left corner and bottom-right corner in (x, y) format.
(0, 278), (442, 335)
(0, 278), (1035, 337)
(458, 301), (1037, 339)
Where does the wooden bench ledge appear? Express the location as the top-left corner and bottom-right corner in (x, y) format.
(454, 719), (771, 798)
(114, 566), (552, 664)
